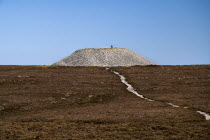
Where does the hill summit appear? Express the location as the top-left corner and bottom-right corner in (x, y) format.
(53, 48), (155, 66)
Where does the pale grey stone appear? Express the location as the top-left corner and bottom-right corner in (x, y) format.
(53, 48), (155, 67)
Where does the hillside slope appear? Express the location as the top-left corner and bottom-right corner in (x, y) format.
(53, 48), (155, 66)
(0, 65), (209, 139)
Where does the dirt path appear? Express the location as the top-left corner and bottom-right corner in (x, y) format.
(108, 68), (210, 120)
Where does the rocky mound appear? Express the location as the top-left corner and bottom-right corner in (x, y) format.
(53, 48), (155, 66)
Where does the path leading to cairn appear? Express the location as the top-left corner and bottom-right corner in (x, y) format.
(107, 68), (210, 121)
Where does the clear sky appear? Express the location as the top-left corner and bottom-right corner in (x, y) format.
(0, 0), (209, 65)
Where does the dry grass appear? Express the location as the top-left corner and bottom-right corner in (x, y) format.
(0, 65), (209, 139)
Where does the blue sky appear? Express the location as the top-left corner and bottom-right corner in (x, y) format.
(0, 0), (209, 65)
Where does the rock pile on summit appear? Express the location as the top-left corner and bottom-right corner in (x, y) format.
(53, 48), (155, 66)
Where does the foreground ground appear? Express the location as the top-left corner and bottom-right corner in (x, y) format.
(0, 65), (209, 139)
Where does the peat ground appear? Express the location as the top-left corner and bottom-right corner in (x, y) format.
(0, 65), (209, 139)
